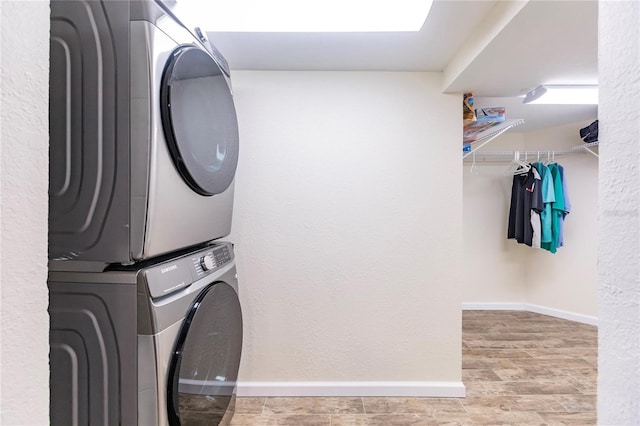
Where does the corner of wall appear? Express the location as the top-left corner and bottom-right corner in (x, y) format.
(0, 2), (51, 424)
(597, 1), (640, 424)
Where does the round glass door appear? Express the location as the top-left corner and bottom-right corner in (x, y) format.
(160, 46), (239, 196)
(167, 282), (243, 425)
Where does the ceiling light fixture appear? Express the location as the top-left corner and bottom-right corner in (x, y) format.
(177, 0), (434, 32)
(523, 85), (599, 105)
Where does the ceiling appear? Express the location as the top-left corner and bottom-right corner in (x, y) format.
(206, 1), (497, 71)
(206, 0), (598, 132)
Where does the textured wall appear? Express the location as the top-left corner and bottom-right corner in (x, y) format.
(230, 71), (463, 392)
(598, 1), (640, 424)
(0, 1), (50, 424)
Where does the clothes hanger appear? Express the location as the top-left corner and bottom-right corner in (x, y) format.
(470, 152), (478, 175)
(504, 151), (531, 176)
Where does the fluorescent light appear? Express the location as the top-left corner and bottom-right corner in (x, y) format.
(523, 85), (598, 105)
(176, 0), (433, 32)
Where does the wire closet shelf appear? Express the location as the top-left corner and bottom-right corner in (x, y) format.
(463, 141), (599, 163)
(463, 119), (525, 159)
(462, 116), (599, 160)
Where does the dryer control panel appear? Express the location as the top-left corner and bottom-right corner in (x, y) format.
(143, 242), (234, 299)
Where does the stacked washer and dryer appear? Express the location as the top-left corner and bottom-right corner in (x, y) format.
(48, 1), (242, 425)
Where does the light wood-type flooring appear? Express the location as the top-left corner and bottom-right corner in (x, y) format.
(230, 310), (597, 425)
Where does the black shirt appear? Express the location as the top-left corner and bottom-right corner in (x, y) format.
(507, 167), (538, 246)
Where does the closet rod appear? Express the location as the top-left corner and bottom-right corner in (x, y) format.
(463, 148), (594, 162)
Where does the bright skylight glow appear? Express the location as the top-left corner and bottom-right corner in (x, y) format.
(177, 0), (434, 32)
(523, 85), (599, 105)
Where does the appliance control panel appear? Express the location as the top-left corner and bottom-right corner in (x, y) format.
(143, 242), (234, 299)
(192, 245), (232, 278)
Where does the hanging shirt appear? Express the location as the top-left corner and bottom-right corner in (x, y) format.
(557, 165), (571, 247)
(530, 167), (543, 248)
(532, 162), (555, 245)
(541, 163), (566, 254)
(507, 167), (537, 246)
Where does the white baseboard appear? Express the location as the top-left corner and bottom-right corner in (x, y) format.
(462, 302), (527, 311)
(525, 303), (598, 326)
(462, 302), (598, 326)
(236, 381), (466, 398)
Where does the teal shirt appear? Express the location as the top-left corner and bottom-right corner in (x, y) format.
(533, 163), (555, 244)
(540, 164), (565, 254)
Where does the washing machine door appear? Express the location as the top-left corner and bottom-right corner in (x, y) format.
(167, 282), (243, 425)
(160, 46), (239, 196)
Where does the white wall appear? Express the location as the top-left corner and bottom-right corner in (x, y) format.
(229, 71), (464, 395)
(598, 1), (640, 424)
(522, 123), (598, 317)
(0, 1), (50, 424)
(463, 121), (598, 320)
(463, 132), (528, 304)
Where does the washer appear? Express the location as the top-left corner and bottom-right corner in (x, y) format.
(49, 242), (243, 425)
(49, 0), (239, 264)
(138, 242), (242, 426)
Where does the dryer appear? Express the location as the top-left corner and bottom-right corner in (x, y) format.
(49, 241), (243, 425)
(49, 0), (239, 265)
